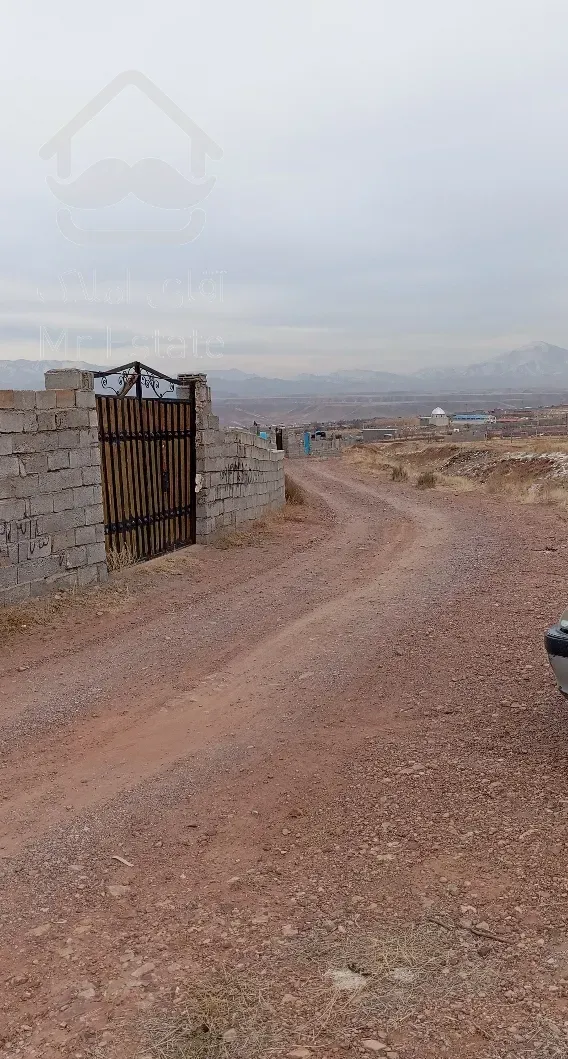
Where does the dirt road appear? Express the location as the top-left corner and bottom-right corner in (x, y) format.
(1, 459), (568, 1058)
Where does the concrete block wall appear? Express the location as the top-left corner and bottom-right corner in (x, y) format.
(283, 428), (344, 459)
(177, 374), (285, 541)
(0, 369), (108, 606)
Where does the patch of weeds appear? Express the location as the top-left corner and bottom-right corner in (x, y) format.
(107, 543), (138, 571)
(416, 470), (437, 489)
(285, 474), (307, 505)
(391, 465), (408, 482)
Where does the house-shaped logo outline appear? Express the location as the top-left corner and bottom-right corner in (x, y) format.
(40, 70), (223, 179)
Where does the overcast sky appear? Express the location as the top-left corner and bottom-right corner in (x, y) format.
(2, 0), (568, 376)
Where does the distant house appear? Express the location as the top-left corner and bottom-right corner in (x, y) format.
(362, 427), (398, 442)
(429, 406), (449, 428)
(452, 413), (496, 425)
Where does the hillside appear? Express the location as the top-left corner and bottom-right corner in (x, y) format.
(1, 341), (568, 397)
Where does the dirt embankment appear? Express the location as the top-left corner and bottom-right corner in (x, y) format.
(348, 437), (568, 511)
(1, 459), (568, 1058)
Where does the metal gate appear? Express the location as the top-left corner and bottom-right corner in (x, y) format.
(94, 362), (196, 562)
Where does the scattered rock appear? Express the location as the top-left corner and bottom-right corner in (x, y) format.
(287, 1049), (312, 1058)
(28, 923), (51, 937)
(222, 1028), (237, 1043)
(282, 924), (299, 937)
(362, 1040), (388, 1053)
(325, 968), (368, 991)
(107, 884), (130, 898)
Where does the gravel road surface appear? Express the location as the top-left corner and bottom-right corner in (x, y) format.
(1, 458), (568, 1059)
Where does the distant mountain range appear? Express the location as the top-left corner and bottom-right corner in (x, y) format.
(3, 342), (568, 396)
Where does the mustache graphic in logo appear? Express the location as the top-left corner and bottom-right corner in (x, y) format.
(47, 157), (215, 210)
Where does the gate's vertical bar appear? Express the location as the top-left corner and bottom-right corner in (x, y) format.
(189, 381), (197, 544)
(128, 396), (145, 559)
(139, 399), (155, 558)
(115, 397), (131, 555)
(97, 396), (112, 558)
(176, 400), (183, 545)
(122, 396), (135, 556)
(149, 398), (162, 557)
(107, 398), (123, 555)
(152, 398), (165, 556)
(163, 401), (174, 550)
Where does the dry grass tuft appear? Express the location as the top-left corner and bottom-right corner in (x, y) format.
(214, 501), (309, 550)
(106, 542), (138, 571)
(416, 470), (437, 489)
(0, 580), (131, 641)
(285, 474), (307, 505)
(136, 920), (492, 1059)
(391, 464), (408, 482)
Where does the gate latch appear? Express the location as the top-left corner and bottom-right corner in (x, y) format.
(162, 470), (170, 493)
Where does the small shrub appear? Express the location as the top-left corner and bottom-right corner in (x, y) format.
(391, 464), (408, 482)
(106, 542), (138, 570)
(285, 474), (306, 505)
(416, 470), (437, 489)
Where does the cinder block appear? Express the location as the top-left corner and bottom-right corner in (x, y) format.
(28, 493), (54, 516)
(75, 524), (96, 546)
(44, 368), (94, 391)
(36, 411), (58, 432)
(79, 428), (99, 447)
(0, 435), (13, 456)
(94, 523), (105, 543)
(55, 389), (77, 408)
(96, 561), (109, 582)
(88, 410), (99, 428)
(43, 508), (86, 534)
(13, 473), (38, 499)
(29, 570), (79, 598)
(0, 564), (17, 590)
(0, 498), (26, 521)
(73, 485), (95, 507)
(12, 432), (58, 454)
(81, 464), (101, 486)
(65, 545), (87, 569)
(75, 390), (96, 409)
(39, 468), (83, 494)
(51, 530), (76, 551)
(1, 582), (31, 604)
(84, 502), (104, 526)
(12, 391), (37, 410)
(53, 408), (91, 430)
(0, 391), (15, 410)
(77, 564), (98, 587)
(0, 455), (20, 477)
(52, 489), (75, 512)
(47, 450), (70, 471)
(57, 430), (81, 450)
(86, 542), (106, 565)
(17, 554), (66, 583)
(35, 390), (56, 410)
(19, 452), (48, 475)
(0, 410), (25, 433)
(69, 447), (92, 468)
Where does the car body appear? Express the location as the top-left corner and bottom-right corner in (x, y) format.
(545, 612), (568, 695)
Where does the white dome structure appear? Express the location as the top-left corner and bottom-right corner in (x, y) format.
(429, 406), (449, 428)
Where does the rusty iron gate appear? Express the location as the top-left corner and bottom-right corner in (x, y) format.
(94, 362), (196, 562)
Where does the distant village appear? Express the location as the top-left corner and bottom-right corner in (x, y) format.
(353, 403), (568, 443)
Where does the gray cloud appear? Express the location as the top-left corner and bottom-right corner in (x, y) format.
(2, 0), (568, 374)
